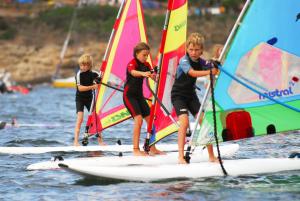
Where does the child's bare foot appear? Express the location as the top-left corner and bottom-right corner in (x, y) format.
(178, 157), (188, 164)
(149, 146), (165, 155)
(74, 142), (81, 146)
(209, 156), (220, 163)
(133, 149), (148, 156)
(97, 137), (106, 146)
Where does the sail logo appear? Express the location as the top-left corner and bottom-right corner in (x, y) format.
(102, 110), (130, 126)
(259, 87), (293, 100)
(110, 110), (130, 122)
(174, 20), (187, 32)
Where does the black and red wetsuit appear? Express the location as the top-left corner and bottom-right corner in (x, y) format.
(123, 58), (152, 118)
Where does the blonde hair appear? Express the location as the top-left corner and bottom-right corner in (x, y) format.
(133, 42), (150, 57)
(78, 53), (93, 69)
(186, 33), (204, 49)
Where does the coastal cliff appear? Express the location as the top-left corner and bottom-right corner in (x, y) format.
(0, 5), (237, 84)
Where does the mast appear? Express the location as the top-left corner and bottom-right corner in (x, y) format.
(52, 0), (81, 80)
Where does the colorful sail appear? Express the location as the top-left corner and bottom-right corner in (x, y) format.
(195, 0), (300, 145)
(149, 0), (187, 145)
(87, 0), (153, 134)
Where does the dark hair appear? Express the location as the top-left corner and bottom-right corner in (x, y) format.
(133, 42), (150, 58)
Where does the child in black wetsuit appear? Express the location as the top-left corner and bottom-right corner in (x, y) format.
(74, 53), (104, 146)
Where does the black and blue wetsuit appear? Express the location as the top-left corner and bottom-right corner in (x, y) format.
(171, 54), (213, 116)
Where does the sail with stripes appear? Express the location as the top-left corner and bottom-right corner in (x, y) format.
(194, 0), (300, 145)
(148, 0), (187, 145)
(86, 0), (153, 135)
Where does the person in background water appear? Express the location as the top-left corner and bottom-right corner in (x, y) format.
(11, 117), (18, 127)
(0, 69), (13, 94)
(171, 33), (219, 164)
(123, 42), (163, 156)
(74, 53), (104, 146)
(211, 44), (224, 61)
(0, 117), (18, 130)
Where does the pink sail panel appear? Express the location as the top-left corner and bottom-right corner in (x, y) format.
(87, 0), (152, 134)
(168, 0), (186, 10)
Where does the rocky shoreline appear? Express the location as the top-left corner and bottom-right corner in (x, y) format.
(0, 7), (237, 84)
(1, 38), (107, 84)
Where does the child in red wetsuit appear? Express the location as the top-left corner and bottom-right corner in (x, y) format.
(123, 42), (162, 156)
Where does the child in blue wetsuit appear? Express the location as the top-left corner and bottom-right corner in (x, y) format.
(171, 33), (219, 164)
(123, 42), (162, 156)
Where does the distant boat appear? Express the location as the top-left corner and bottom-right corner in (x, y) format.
(52, 76), (75, 88)
(52, 1), (79, 88)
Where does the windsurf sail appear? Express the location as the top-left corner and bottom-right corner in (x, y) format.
(148, 0), (188, 145)
(86, 0), (153, 135)
(194, 0), (300, 145)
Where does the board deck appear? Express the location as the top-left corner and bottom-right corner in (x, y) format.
(0, 143), (180, 155)
(26, 144), (239, 170)
(59, 158), (300, 182)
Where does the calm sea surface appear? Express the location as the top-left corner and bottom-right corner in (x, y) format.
(0, 85), (299, 201)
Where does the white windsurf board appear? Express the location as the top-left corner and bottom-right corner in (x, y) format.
(0, 143), (179, 155)
(59, 158), (300, 182)
(26, 144), (239, 170)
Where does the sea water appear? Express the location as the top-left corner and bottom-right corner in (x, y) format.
(0, 85), (299, 201)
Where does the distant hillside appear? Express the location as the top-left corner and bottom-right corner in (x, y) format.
(0, 5), (238, 83)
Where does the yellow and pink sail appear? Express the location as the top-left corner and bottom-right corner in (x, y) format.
(86, 0), (153, 134)
(86, 0), (188, 145)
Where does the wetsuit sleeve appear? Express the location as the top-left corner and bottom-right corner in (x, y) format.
(145, 62), (152, 71)
(127, 61), (137, 73)
(75, 71), (81, 86)
(179, 57), (191, 74)
(92, 70), (101, 79)
(199, 58), (213, 70)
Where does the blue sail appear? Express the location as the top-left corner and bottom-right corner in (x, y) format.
(195, 0), (300, 145)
